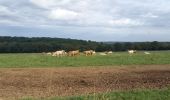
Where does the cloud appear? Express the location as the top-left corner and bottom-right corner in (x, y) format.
(0, 5), (10, 14)
(29, 0), (55, 9)
(109, 18), (142, 26)
(0, 5), (14, 16)
(29, 0), (75, 9)
(141, 13), (158, 18)
(0, 0), (170, 41)
(17, 0), (170, 27)
(48, 8), (79, 20)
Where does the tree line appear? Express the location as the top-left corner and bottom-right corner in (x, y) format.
(0, 36), (170, 53)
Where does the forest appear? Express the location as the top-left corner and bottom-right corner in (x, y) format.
(0, 36), (170, 53)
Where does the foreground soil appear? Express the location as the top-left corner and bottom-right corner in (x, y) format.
(0, 65), (170, 100)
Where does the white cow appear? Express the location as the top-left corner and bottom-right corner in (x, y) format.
(144, 52), (151, 55)
(128, 50), (136, 54)
(99, 53), (107, 56)
(92, 51), (96, 55)
(52, 50), (66, 57)
(107, 51), (113, 54)
(47, 52), (52, 55)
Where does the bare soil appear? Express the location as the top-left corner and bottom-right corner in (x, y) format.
(0, 65), (170, 100)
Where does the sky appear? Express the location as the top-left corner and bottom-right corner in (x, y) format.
(0, 0), (170, 41)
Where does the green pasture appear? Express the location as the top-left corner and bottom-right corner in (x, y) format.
(0, 51), (170, 68)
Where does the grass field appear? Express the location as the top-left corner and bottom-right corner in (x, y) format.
(57, 88), (170, 100)
(21, 88), (170, 100)
(0, 51), (170, 68)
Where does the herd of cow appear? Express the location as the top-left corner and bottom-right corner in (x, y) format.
(45, 50), (112, 57)
(45, 49), (150, 57)
(46, 50), (96, 57)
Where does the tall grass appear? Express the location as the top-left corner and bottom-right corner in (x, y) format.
(0, 51), (170, 68)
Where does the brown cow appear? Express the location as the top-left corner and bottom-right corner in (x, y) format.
(83, 50), (95, 56)
(68, 50), (80, 56)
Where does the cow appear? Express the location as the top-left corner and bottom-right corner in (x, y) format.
(128, 50), (137, 54)
(106, 51), (113, 54)
(92, 51), (96, 55)
(68, 50), (80, 56)
(144, 52), (151, 55)
(83, 50), (95, 56)
(52, 50), (66, 57)
(99, 53), (107, 56)
(47, 52), (52, 55)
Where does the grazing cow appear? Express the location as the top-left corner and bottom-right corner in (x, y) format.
(68, 50), (80, 56)
(106, 51), (113, 54)
(52, 50), (66, 57)
(128, 50), (137, 54)
(84, 50), (95, 56)
(99, 53), (107, 56)
(144, 52), (151, 55)
(92, 51), (96, 55)
(47, 52), (52, 55)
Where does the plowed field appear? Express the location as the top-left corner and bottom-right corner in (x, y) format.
(0, 65), (170, 100)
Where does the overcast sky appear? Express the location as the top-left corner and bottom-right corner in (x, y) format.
(0, 0), (170, 41)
